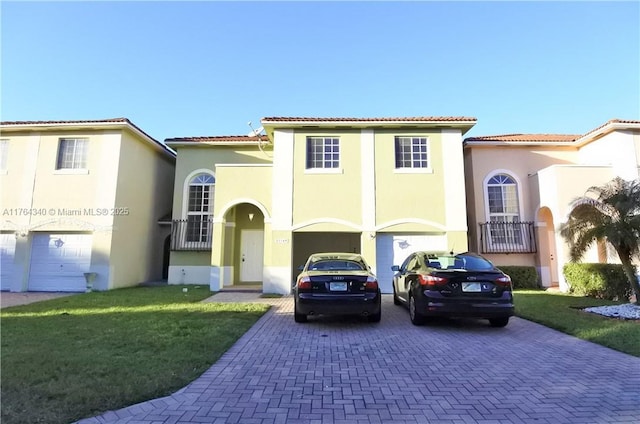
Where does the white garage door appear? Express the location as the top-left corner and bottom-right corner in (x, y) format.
(28, 234), (92, 292)
(1, 233), (16, 291)
(376, 234), (448, 294)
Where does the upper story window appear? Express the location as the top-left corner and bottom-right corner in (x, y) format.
(186, 173), (215, 243)
(56, 138), (88, 169)
(395, 136), (428, 169)
(480, 172), (536, 253)
(487, 174), (519, 222)
(306, 137), (340, 169)
(0, 139), (8, 172)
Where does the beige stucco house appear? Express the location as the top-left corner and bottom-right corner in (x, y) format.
(166, 116), (477, 294)
(0, 118), (175, 292)
(463, 119), (640, 291)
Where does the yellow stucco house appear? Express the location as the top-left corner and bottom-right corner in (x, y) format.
(166, 116), (477, 294)
(463, 119), (640, 291)
(0, 118), (175, 292)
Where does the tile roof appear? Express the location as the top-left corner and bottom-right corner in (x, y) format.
(262, 116), (477, 123)
(0, 117), (175, 156)
(165, 135), (266, 143)
(1, 118), (130, 126)
(465, 119), (640, 145)
(464, 134), (580, 143)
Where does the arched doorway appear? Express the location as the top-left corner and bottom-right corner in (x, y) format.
(536, 207), (558, 288)
(222, 203), (265, 287)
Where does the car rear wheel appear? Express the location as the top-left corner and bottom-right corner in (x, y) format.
(409, 293), (426, 326)
(294, 310), (308, 323)
(367, 308), (381, 323)
(489, 317), (509, 327)
(393, 285), (401, 305)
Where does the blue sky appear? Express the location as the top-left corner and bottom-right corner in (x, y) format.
(1, 1), (638, 141)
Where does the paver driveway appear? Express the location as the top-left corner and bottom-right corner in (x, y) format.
(81, 295), (640, 424)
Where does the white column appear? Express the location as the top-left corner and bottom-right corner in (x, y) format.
(441, 129), (468, 232)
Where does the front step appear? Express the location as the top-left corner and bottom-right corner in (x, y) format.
(220, 285), (262, 293)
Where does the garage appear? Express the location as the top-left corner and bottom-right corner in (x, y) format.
(292, 232), (361, 281)
(375, 234), (448, 293)
(28, 233), (93, 292)
(1, 233), (16, 291)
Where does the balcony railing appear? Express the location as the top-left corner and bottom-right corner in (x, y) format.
(479, 221), (537, 254)
(171, 218), (213, 251)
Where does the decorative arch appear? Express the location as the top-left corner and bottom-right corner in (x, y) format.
(375, 218), (447, 232)
(215, 198), (271, 224)
(181, 169), (216, 220)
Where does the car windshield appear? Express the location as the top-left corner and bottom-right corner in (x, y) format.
(422, 254), (494, 271)
(308, 260), (365, 271)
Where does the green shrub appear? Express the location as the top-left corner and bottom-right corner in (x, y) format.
(563, 263), (632, 301)
(496, 265), (540, 289)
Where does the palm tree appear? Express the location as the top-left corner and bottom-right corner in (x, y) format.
(560, 177), (640, 304)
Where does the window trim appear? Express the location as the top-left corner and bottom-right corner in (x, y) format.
(305, 136), (341, 170)
(482, 170), (528, 250)
(180, 170), (215, 248)
(393, 136), (432, 173)
(56, 138), (89, 170)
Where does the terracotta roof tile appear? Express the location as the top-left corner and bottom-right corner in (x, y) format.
(262, 116), (477, 122)
(465, 134), (580, 143)
(465, 118), (640, 144)
(0, 118), (174, 156)
(1, 118), (130, 126)
(165, 135), (266, 143)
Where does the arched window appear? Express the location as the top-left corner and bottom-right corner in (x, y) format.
(187, 173), (215, 243)
(487, 174), (519, 222)
(486, 173), (523, 248)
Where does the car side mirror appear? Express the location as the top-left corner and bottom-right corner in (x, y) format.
(391, 265), (400, 272)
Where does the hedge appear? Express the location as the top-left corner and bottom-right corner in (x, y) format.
(495, 265), (540, 289)
(563, 263), (632, 301)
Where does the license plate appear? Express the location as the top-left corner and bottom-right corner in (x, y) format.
(329, 282), (348, 291)
(462, 282), (482, 292)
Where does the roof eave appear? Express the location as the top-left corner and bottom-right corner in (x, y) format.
(165, 140), (264, 147)
(261, 119), (477, 135)
(463, 140), (578, 147)
(573, 121), (640, 146)
(1, 120), (176, 159)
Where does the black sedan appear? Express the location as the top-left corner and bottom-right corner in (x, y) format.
(392, 252), (514, 327)
(293, 252), (381, 323)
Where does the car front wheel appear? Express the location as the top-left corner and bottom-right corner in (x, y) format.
(489, 317), (509, 327)
(409, 293), (426, 326)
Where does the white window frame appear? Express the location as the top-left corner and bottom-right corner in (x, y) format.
(394, 136), (432, 173)
(184, 173), (215, 245)
(305, 136), (341, 172)
(0, 139), (8, 174)
(56, 138), (88, 171)
(483, 171), (528, 250)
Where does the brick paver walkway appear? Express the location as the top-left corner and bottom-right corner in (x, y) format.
(79, 295), (640, 423)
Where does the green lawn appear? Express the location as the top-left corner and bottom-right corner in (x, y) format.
(514, 290), (640, 357)
(3, 288), (637, 423)
(0, 286), (270, 424)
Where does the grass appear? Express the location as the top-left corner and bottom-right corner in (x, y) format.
(0, 285), (270, 424)
(514, 290), (640, 357)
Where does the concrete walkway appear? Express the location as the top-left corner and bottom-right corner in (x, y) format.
(78, 294), (640, 424)
(0, 291), (78, 308)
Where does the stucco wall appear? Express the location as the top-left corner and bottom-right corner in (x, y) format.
(171, 146), (272, 221)
(292, 130), (362, 228)
(465, 145), (577, 226)
(374, 130), (447, 229)
(110, 130), (175, 288)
